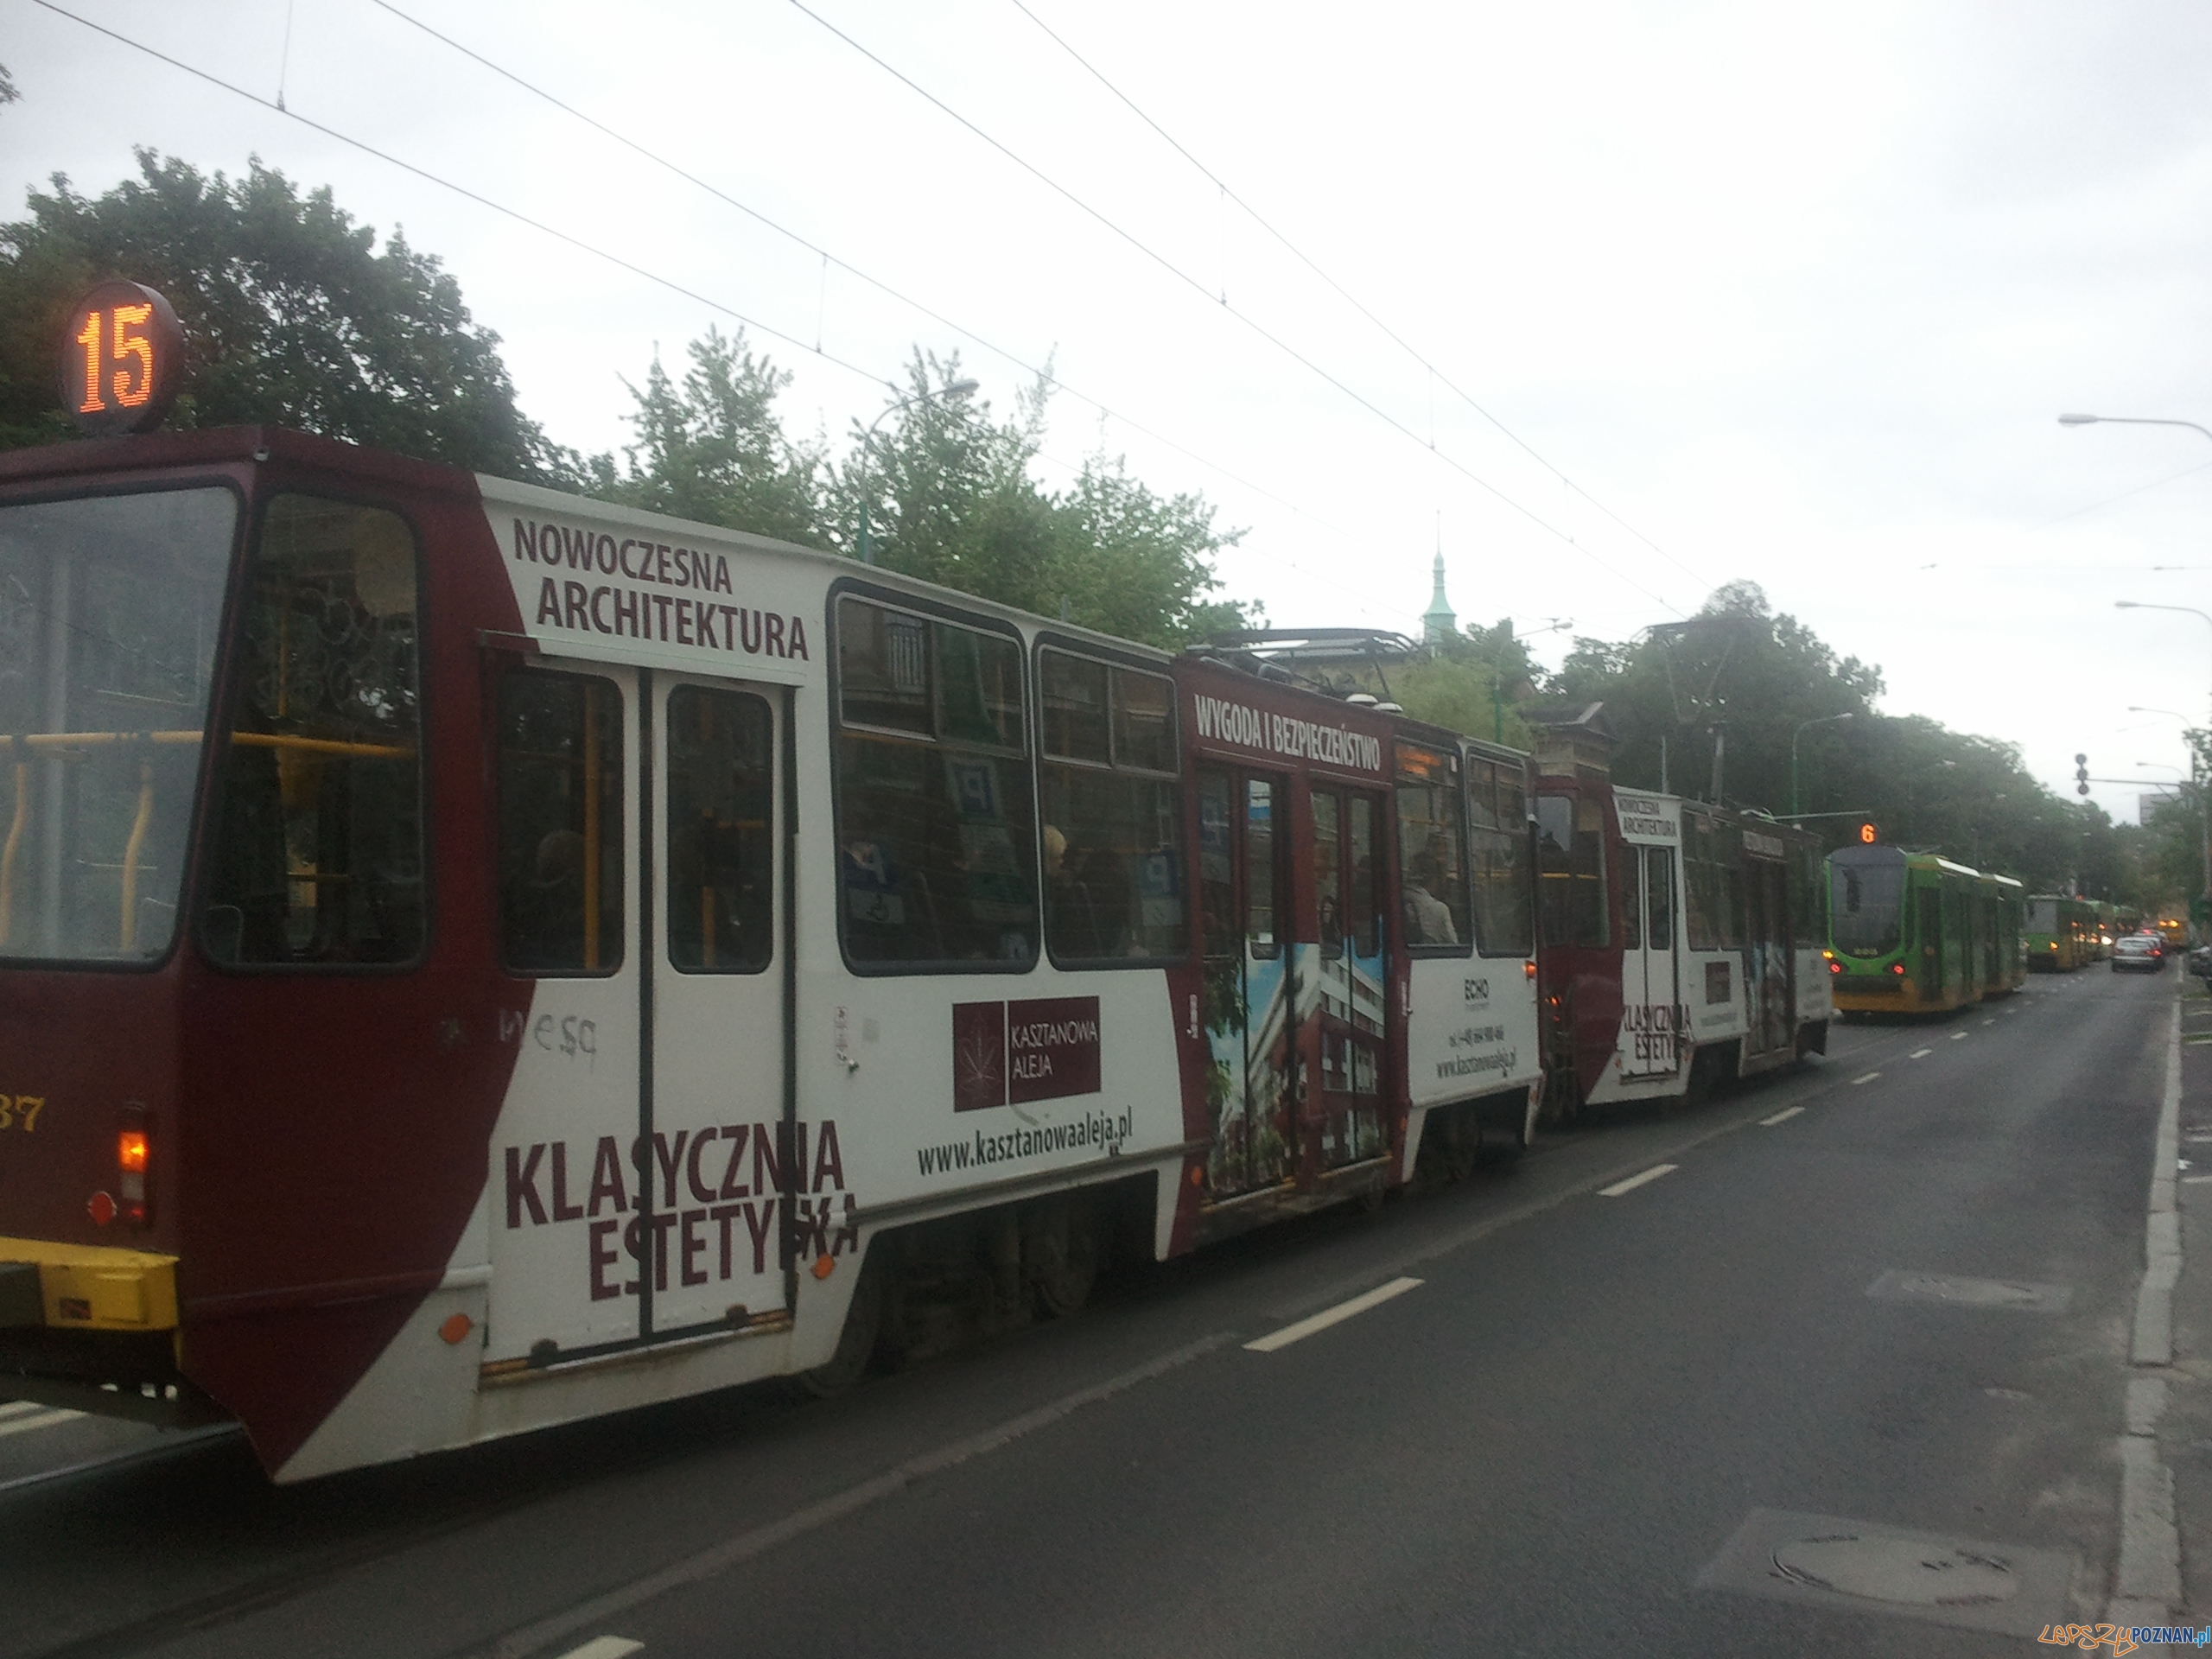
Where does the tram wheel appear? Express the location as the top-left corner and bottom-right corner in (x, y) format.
(792, 1249), (886, 1399)
(1027, 1198), (1099, 1319)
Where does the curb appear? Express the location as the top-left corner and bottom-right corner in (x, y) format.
(2109, 995), (2185, 1626)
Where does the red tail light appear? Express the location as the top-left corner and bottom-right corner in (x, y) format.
(1890, 963), (1905, 975)
(118, 1106), (150, 1227)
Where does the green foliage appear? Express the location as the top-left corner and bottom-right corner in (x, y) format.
(588, 327), (823, 547)
(0, 149), (569, 479)
(1548, 579), (2119, 893)
(817, 352), (1249, 647)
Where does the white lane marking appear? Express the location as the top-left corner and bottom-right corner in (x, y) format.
(1949, 1032), (1968, 1041)
(1598, 1163), (1678, 1198)
(1851, 1071), (1880, 1085)
(0, 1408), (80, 1441)
(2182, 1175), (2212, 1185)
(1244, 1278), (1422, 1353)
(1759, 1107), (1804, 1126)
(553, 1642), (643, 1659)
(1982, 1018), (1996, 1026)
(0, 1401), (52, 1424)
(1909, 1047), (1933, 1059)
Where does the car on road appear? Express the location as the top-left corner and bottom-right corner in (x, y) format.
(2113, 933), (2167, 973)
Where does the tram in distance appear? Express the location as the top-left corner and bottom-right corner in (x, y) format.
(0, 340), (1566, 1477)
(1825, 842), (2027, 1014)
(2023, 893), (2100, 971)
(1520, 707), (1834, 1116)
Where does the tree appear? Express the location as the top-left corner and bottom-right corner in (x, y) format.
(589, 326), (823, 547)
(0, 149), (571, 479)
(817, 351), (1249, 646)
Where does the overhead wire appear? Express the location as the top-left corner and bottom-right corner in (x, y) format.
(359, 0), (1423, 630)
(28, 0), (1427, 633)
(1001, 0), (1714, 594)
(782, 0), (1687, 615)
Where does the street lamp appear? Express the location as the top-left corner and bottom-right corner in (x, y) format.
(1789, 712), (1855, 818)
(2061, 412), (2212, 443)
(855, 378), (981, 566)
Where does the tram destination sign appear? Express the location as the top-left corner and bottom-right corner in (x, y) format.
(481, 479), (817, 685)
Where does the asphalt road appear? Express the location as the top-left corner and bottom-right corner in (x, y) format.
(0, 966), (2175, 1658)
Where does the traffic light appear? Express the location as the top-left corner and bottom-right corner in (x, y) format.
(2075, 753), (2089, 797)
(1857, 821), (1878, 844)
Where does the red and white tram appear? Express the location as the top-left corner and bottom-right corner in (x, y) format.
(1525, 709), (1830, 1116)
(0, 421), (1544, 1480)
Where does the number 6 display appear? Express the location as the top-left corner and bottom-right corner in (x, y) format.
(55, 281), (183, 435)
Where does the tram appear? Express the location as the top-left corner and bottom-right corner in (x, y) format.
(0, 399), (1552, 1478)
(1524, 709), (1831, 1115)
(2023, 893), (2097, 970)
(1827, 846), (2025, 1014)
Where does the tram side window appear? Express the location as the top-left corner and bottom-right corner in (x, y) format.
(666, 687), (772, 974)
(202, 497), (425, 968)
(497, 671), (624, 975)
(1394, 741), (1468, 951)
(836, 595), (1038, 969)
(1038, 652), (1185, 963)
(1684, 815), (1717, 950)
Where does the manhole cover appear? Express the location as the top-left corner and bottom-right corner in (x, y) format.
(1866, 1270), (2070, 1313)
(1697, 1509), (2072, 1637)
(1771, 1533), (2016, 1606)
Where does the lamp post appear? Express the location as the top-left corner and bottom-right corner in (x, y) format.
(1789, 712), (1855, 818)
(855, 378), (980, 566)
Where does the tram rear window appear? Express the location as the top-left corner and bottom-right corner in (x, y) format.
(835, 595), (1038, 970)
(1039, 650), (1185, 964)
(1394, 741), (1468, 952)
(665, 686), (772, 974)
(1469, 759), (1535, 957)
(1535, 790), (1606, 950)
(202, 496), (425, 969)
(0, 488), (233, 963)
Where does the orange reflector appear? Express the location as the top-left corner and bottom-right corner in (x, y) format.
(118, 1129), (148, 1173)
(1189, 1165), (1203, 1185)
(811, 1253), (836, 1281)
(1523, 960), (1537, 980)
(439, 1312), (474, 1344)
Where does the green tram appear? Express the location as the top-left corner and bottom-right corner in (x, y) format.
(1827, 845), (2027, 1015)
(2023, 893), (2098, 970)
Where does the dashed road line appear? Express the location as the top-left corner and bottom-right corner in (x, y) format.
(1982, 1018), (1996, 1026)
(554, 1642), (643, 1659)
(1598, 1164), (1678, 1198)
(1851, 1071), (1880, 1085)
(1949, 1032), (1968, 1041)
(1759, 1107), (1804, 1126)
(1245, 1278), (1423, 1353)
(1909, 1047), (1933, 1059)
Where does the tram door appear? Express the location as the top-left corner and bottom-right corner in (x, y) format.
(645, 673), (789, 1338)
(1197, 768), (1294, 1198)
(1741, 855), (1795, 1061)
(1620, 844), (1681, 1080)
(1311, 786), (1391, 1167)
(486, 665), (788, 1368)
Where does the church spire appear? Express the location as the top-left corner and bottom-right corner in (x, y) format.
(1422, 548), (1457, 645)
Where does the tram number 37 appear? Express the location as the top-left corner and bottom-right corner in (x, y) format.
(55, 281), (183, 436)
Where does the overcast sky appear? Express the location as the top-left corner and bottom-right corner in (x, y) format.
(9, 1), (2212, 825)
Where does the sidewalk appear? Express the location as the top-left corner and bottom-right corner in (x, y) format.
(2154, 975), (2212, 1621)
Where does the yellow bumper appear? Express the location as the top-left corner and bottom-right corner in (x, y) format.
(0, 1236), (178, 1332)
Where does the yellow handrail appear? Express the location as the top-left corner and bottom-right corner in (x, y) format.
(0, 730), (412, 761)
(118, 760), (154, 952)
(0, 763), (25, 948)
